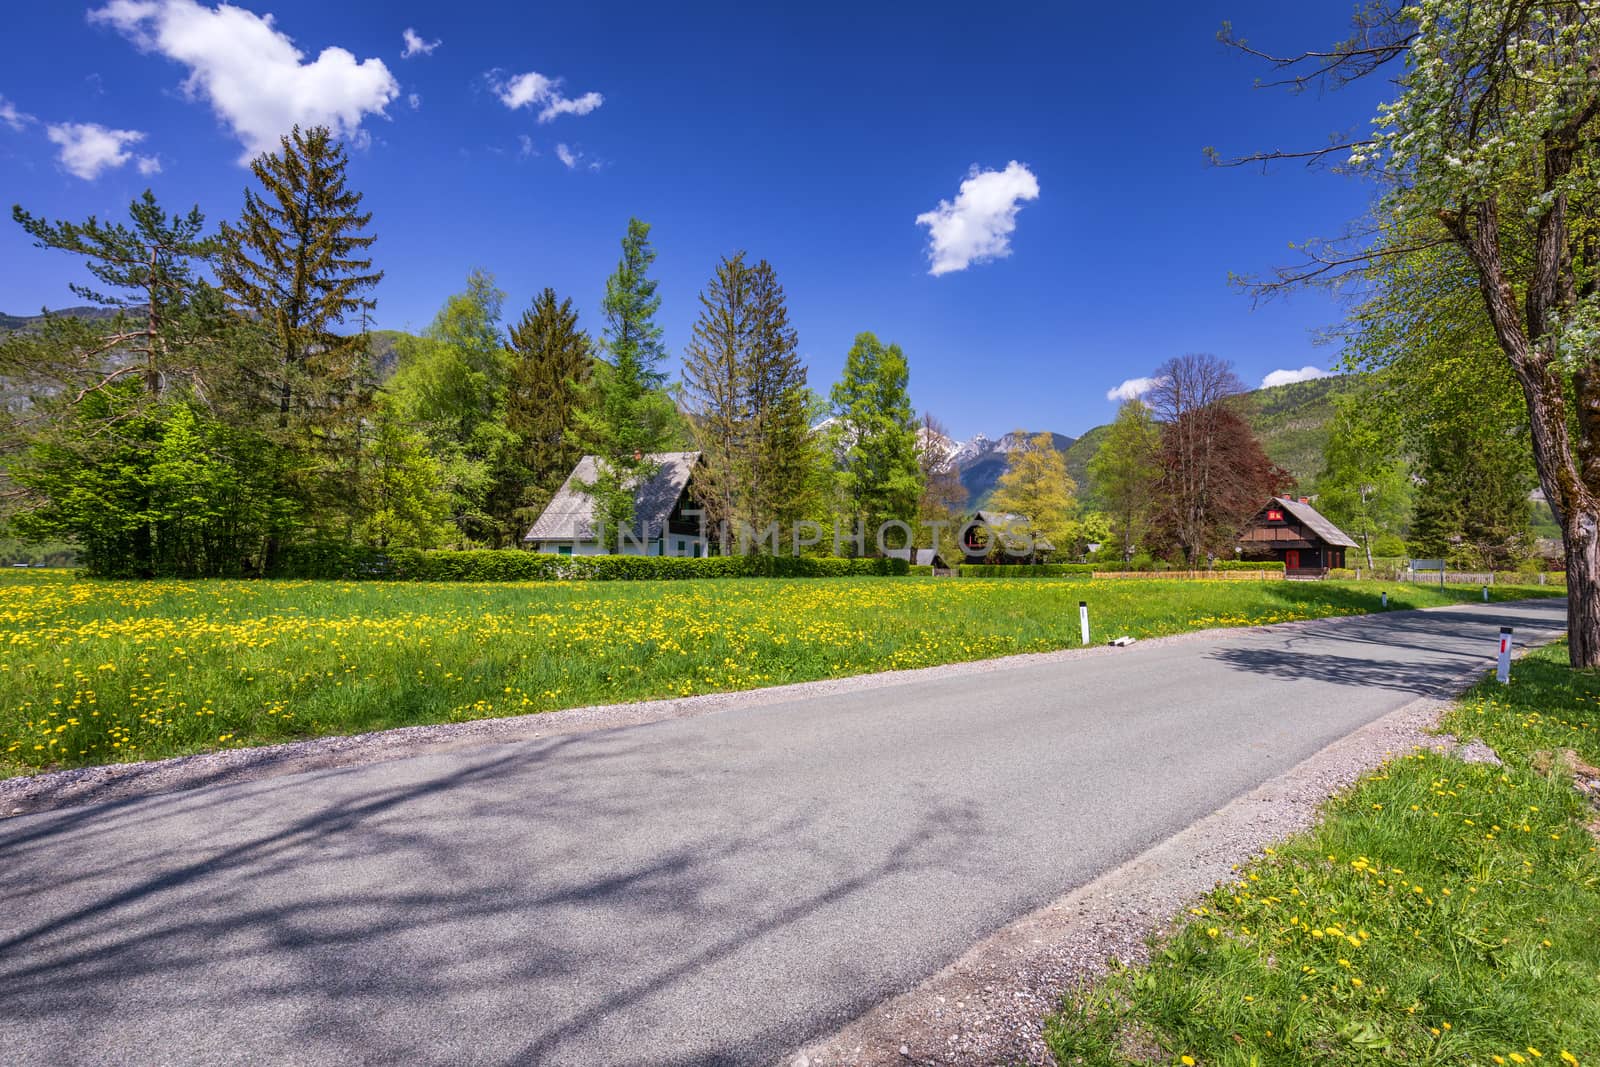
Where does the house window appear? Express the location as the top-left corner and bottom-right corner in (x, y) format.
(558, 545), (572, 557)
(1265, 508), (1284, 522)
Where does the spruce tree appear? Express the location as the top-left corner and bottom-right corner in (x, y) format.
(743, 259), (811, 538)
(681, 253), (752, 546)
(217, 124), (382, 429)
(573, 217), (676, 549)
(505, 287), (593, 528)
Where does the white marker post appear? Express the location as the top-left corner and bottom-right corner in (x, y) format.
(1381, 591), (1388, 609)
(1496, 626), (1513, 684)
(1079, 601), (1090, 646)
(1483, 585), (1490, 602)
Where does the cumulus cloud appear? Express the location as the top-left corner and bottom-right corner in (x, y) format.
(46, 122), (156, 179)
(1106, 376), (1165, 402)
(489, 69), (603, 123)
(555, 142), (579, 168)
(1261, 365), (1331, 388)
(400, 27), (439, 58)
(0, 94), (36, 131)
(915, 161), (1039, 276)
(89, 0), (399, 161)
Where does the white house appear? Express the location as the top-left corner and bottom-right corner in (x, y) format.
(523, 452), (709, 557)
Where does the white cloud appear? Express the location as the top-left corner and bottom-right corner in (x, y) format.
(1261, 365), (1331, 388)
(555, 142), (578, 168)
(45, 122), (148, 179)
(518, 133), (535, 158)
(407, 92), (421, 110)
(137, 153), (163, 175)
(89, 0), (399, 161)
(915, 160), (1039, 276)
(0, 94), (35, 131)
(400, 27), (439, 59)
(1106, 376), (1165, 402)
(489, 69), (603, 123)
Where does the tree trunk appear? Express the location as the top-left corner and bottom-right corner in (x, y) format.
(1563, 505), (1600, 667)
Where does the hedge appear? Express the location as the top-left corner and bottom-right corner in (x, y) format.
(958, 563), (1095, 578)
(1213, 560), (1286, 572)
(274, 546), (910, 581)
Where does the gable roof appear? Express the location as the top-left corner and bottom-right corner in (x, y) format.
(1273, 496), (1359, 549)
(885, 547), (946, 567)
(524, 452), (701, 543)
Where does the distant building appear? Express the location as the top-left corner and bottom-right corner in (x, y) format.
(524, 452), (708, 557)
(959, 510), (1055, 565)
(1237, 496), (1358, 576)
(886, 547), (953, 573)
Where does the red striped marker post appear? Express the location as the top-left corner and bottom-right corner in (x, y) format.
(1496, 626), (1513, 685)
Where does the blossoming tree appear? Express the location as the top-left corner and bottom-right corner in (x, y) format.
(1222, 1), (1600, 664)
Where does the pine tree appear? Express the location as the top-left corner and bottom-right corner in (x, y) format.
(573, 217), (677, 549)
(829, 332), (921, 551)
(505, 287), (593, 529)
(217, 125), (382, 429)
(9, 192), (219, 403)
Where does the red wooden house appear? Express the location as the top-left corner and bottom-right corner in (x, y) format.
(1237, 496), (1358, 577)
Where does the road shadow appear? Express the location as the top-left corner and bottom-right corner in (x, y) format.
(0, 722), (984, 1066)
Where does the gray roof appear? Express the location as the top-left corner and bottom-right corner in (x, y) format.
(1275, 496), (1359, 549)
(524, 452), (701, 543)
(886, 548), (946, 567)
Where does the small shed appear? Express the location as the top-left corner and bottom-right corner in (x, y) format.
(886, 547), (953, 573)
(1237, 496), (1358, 577)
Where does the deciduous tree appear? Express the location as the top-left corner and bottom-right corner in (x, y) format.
(829, 332), (921, 550)
(1087, 398), (1160, 562)
(989, 431), (1076, 561)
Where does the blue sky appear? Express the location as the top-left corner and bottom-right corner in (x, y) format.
(0, 1), (1391, 439)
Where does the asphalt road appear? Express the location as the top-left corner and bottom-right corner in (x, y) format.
(0, 598), (1568, 1066)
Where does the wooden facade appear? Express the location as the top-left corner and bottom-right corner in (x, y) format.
(1237, 497), (1359, 577)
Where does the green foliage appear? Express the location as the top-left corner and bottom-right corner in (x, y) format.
(276, 548), (910, 581)
(573, 218), (680, 548)
(1045, 641), (1600, 1065)
(386, 270), (520, 546)
(959, 563), (1095, 577)
(829, 331), (922, 544)
(355, 399), (452, 550)
(1087, 399), (1160, 562)
(1213, 559), (1286, 572)
(505, 287), (592, 528)
(11, 392), (297, 577)
(217, 124), (380, 428)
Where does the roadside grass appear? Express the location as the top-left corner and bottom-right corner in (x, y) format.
(0, 571), (1558, 779)
(1045, 641), (1600, 1066)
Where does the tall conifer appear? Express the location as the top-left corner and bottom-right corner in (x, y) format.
(505, 288), (593, 526)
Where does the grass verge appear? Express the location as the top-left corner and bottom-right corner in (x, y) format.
(0, 571), (1559, 779)
(1044, 640), (1600, 1066)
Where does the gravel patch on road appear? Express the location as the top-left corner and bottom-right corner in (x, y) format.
(1, 625), (1236, 818)
(783, 692), (1517, 1067)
